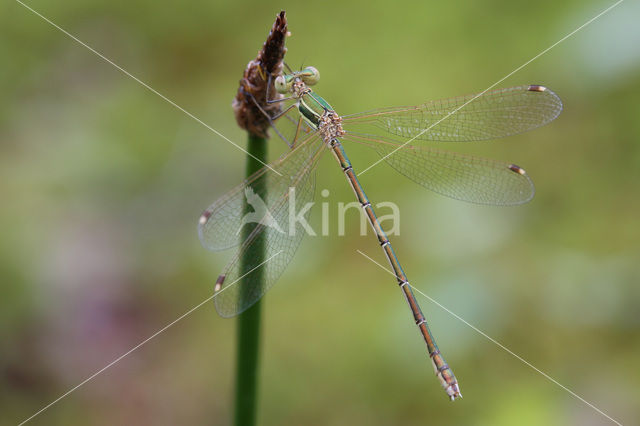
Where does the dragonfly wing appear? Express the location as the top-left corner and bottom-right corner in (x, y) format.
(342, 85), (562, 142)
(344, 133), (534, 205)
(199, 134), (324, 317)
(198, 131), (320, 251)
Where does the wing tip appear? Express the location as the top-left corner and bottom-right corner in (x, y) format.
(527, 84), (563, 123)
(508, 163), (527, 176)
(214, 274), (226, 292)
(505, 163), (535, 205)
(199, 210), (211, 226)
(197, 210), (211, 248)
(527, 84), (547, 92)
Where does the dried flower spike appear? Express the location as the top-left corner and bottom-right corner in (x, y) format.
(232, 11), (288, 138)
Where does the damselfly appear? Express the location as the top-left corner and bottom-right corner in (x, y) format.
(198, 66), (562, 400)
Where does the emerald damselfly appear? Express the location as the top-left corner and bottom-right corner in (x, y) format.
(198, 66), (562, 400)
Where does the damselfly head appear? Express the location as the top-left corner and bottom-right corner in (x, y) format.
(299, 66), (320, 86)
(274, 74), (294, 94)
(275, 66), (320, 94)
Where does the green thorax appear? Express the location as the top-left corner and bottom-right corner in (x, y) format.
(298, 91), (334, 129)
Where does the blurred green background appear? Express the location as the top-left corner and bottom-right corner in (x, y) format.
(1, 0), (639, 425)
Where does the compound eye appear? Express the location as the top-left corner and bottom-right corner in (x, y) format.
(274, 75), (289, 94)
(301, 66), (320, 86)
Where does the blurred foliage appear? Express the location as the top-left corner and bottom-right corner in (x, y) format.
(1, 0), (639, 425)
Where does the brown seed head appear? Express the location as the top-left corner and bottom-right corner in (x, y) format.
(232, 11), (288, 138)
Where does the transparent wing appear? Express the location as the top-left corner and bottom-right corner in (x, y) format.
(342, 85), (562, 142)
(269, 102), (316, 147)
(198, 133), (325, 317)
(344, 132), (534, 205)
(198, 129), (320, 251)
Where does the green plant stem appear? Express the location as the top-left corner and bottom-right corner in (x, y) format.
(234, 133), (267, 426)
